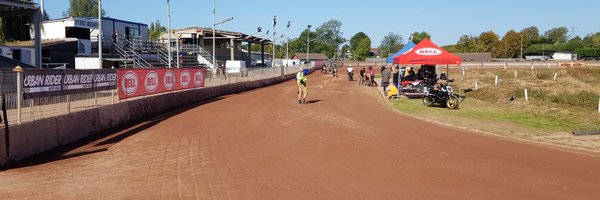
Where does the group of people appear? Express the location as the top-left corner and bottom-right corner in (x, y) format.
(294, 64), (450, 104)
(358, 66), (378, 87)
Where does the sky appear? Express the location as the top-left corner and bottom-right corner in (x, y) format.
(40, 0), (600, 47)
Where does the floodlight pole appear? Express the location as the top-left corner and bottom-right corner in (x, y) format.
(167, 0), (172, 68)
(40, 0), (44, 17)
(286, 21), (290, 67)
(306, 25), (311, 63)
(272, 15), (276, 68)
(98, 0), (103, 68)
(213, 0), (218, 76)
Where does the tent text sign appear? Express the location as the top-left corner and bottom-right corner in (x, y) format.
(394, 38), (462, 65)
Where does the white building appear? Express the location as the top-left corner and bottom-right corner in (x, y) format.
(22, 17), (148, 68)
(33, 17), (148, 44)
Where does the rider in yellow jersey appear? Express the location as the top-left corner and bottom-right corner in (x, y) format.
(297, 69), (308, 104)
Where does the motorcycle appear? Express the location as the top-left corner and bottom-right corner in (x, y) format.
(422, 84), (460, 109)
(332, 67), (338, 77)
(401, 80), (426, 93)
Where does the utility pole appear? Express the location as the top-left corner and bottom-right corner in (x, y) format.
(286, 21), (290, 67)
(98, 0), (103, 68)
(520, 34), (523, 60)
(306, 25), (311, 63)
(504, 39), (507, 62)
(212, 0), (217, 75)
(167, 0), (172, 68)
(272, 15), (277, 68)
(40, 0), (44, 17)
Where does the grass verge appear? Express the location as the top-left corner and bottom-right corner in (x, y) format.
(392, 98), (600, 133)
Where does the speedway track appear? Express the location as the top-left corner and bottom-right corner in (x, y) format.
(1, 72), (600, 199)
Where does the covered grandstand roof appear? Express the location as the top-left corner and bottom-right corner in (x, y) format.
(0, 0), (37, 17)
(160, 27), (272, 44)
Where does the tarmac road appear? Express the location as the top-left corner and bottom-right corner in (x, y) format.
(1, 72), (600, 199)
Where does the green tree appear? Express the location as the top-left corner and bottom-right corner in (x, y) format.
(500, 30), (521, 58)
(0, 15), (33, 43)
(544, 27), (568, 44)
(315, 19), (346, 59)
(566, 36), (585, 51)
(340, 44), (351, 59)
(455, 35), (479, 53)
(378, 32), (404, 57)
(148, 20), (166, 42)
(349, 32), (369, 50)
(288, 29), (325, 55)
(352, 37), (371, 61)
(583, 32), (600, 48)
(64, 0), (107, 17)
(478, 31), (501, 57)
(520, 26), (540, 44)
(411, 31), (431, 44)
(349, 32), (371, 60)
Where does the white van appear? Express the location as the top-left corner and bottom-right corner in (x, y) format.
(225, 60), (247, 74)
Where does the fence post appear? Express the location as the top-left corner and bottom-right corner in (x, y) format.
(504, 62), (508, 70)
(14, 66), (23, 125)
(524, 89), (529, 102)
(531, 63), (534, 71)
(111, 89), (115, 104)
(1, 92), (9, 163)
(514, 70), (518, 78)
(553, 72), (558, 81)
(94, 91), (98, 107)
(475, 81), (478, 90)
(67, 94), (71, 114)
(495, 75), (498, 86)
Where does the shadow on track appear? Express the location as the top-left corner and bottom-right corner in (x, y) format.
(305, 100), (323, 104)
(1, 97), (226, 171)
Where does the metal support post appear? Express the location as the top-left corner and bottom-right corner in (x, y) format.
(98, 0), (103, 68)
(67, 95), (71, 113)
(15, 70), (22, 125)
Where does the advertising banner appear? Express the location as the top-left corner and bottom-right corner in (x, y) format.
(22, 69), (118, 100)
(118, 68), (206, 100)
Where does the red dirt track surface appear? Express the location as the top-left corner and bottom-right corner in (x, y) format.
(2, 72), (600, 199)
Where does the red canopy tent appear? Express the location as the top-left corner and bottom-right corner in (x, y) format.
(393, 38), (462, 65)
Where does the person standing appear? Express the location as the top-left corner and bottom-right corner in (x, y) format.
(359, 67), (366, 85)
(381, 66), (391, 94)
(296, 69), (308, 104)
(368, 66), (377, 87)
(392, 65), (400, 88)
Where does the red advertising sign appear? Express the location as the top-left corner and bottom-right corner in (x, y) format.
(118, 68), (206, 99)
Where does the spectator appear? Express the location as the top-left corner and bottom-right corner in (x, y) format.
(359, 67), (366, 85)
(381, 66), (391, 94)
(392, 65), (400, 88)
(405, 67), (416, 81)
(369, 66), (378, 86)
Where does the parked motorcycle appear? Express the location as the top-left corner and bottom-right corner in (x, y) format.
(422, 84), (460, 109)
